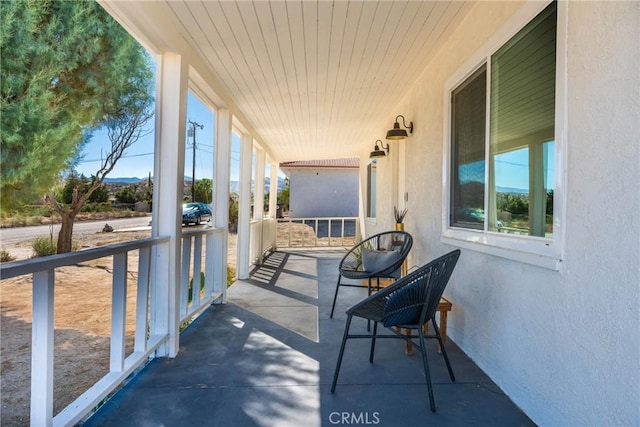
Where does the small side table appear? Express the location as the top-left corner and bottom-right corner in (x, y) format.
(402, 297), (452, 355)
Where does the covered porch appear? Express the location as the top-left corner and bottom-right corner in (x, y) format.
(84, 249), (533, 426)
(2, 1), (637, 425)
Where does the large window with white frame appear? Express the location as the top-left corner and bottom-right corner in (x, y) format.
(444, 1), (564, 269)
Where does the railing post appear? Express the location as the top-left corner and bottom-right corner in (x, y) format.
(180, 236), (192, 318)
(135, 247), (151, 353)
(31, 269), (55, 427)
(111, 253), (128, 372)
(192, 234), (203, 308)
(204, 231), (215, 298)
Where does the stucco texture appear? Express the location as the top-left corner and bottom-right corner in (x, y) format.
(289, 168), (359, 218)
(367, 1), (639, 426)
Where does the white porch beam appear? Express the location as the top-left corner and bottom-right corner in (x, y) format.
(269, 160), (278, 220)
(150, 52), (188, 357)
(237, 133), (253, 279)
(254, 148), (266, 263)
(269, 160), (279, 251)
(213, 109), (231, 300)
(255, 148), (266, 222)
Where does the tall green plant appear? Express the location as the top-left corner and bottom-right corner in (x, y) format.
(0, 0), (154, 210)
(194, 178), (213, 204)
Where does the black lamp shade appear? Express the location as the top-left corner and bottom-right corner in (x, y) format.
(386, 125), (408, 140)
(386, 115), (413, 140)
(370, 140), (388, 158)
(369, 148), (387, 158)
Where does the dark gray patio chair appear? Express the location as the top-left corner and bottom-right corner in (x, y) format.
(330, 249), (461, 412)
(329, 231), (413, 319)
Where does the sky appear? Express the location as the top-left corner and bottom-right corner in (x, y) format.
(459, 141), (555, 191)
(75, 93), (244, 181)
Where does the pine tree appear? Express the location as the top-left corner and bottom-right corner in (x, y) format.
(0, 0), (154, 210)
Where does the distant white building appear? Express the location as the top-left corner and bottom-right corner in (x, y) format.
(280, 158), (359, 218)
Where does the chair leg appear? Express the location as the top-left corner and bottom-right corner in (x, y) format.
(367, 278), (372, 331)
(329, 276), (343, 318)
(432, 318), (455, 382)
(331, 315), (353, 393)
(418, 325), (437, 412)
(369, 321), (378, 363)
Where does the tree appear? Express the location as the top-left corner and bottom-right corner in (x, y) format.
(116, 185), (138, 204)
(278, 185), (290, 211)
(194, 178), (213, 204)
(48, 104), (154, 253)
(136, 173), (153, 203)
(59, 173), (108, 204)
(0, 0), (153, 210)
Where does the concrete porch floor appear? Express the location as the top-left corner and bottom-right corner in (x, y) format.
(83, 249), (534, 427)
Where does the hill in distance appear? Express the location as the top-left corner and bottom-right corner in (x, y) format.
(105, 176), (286, 192)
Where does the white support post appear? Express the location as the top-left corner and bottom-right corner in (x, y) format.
(269, 160), (278, 218)
(255, 149), (266, 222)
(111, 253), (128, 372)
(255, 148), (266, 262)
(150, 52), (188, 357)
(269, 160), (279, 249)
(205, 110), (216, 300)
(31, 269), (55, 427)
(237, 134), (253, 279)
(213, 109), (231, 300)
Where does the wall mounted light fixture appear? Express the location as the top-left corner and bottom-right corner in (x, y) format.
(386, 115), (414, 140)
(369, 139), (389, 158)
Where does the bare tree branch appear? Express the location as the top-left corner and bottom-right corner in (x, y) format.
(47, 102), (154, 253)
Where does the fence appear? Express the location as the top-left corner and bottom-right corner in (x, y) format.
(276, 217), (358, 248)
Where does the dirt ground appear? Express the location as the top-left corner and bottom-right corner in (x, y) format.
(0, 229), (237, 426)
(0, 222), (337, 426)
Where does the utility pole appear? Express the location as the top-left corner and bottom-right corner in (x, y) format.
(187, 120), (203, 202)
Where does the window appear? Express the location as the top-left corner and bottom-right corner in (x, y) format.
(444, 1), (564, 269)
(367, 160), (377, 218)
(451, 66), (487, 230)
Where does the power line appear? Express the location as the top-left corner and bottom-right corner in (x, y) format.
(80, 152), (154, 163)
(187, 120), (203, 202)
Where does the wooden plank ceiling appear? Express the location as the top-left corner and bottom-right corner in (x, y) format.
(101, 1), (472, 162)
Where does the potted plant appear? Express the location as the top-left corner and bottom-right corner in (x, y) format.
(393, 206), (408, 231)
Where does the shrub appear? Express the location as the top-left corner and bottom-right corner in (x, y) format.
(187, 266), (236, 303)
(116, 185), (138, 204)
(227, 265), (235, 288)
(188, 272), (206, 303)
(1, 249), (15, 263)
(31, 236), (57, 258)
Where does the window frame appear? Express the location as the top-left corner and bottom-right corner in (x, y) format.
(442, 1), (567, 270)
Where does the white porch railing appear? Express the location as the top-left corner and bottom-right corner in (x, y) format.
(249, 217), (276, 265)
(179, 227), (224, 323)
(0, 227), (223, 427)
(276, 217), (357, 248)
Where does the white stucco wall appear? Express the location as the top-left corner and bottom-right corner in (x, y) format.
(288, 168), (359, 218)
(367, 1), (639, 425)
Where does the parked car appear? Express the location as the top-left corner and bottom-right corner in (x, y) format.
(182, 202), (212, 226)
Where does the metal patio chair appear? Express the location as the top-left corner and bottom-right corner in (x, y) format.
(330, 249), (461, 412)
(329, 231), (413, 319)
